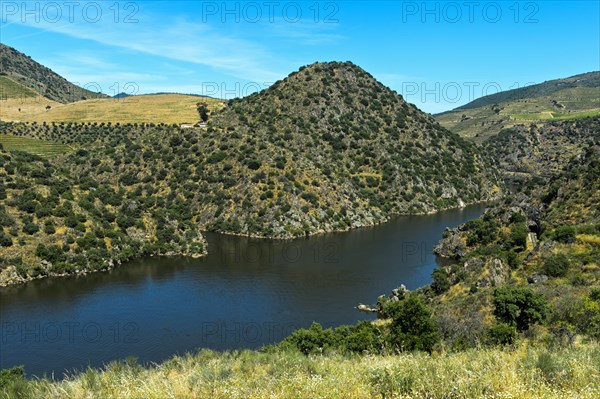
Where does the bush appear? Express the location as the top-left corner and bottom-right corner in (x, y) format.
(486, 323), (517, 346)
(510, 224), (528, 249)
(431, 268), (451, 294)
(0, 232), (12, 247)
(544, 254), (569, 277)
(336, 321), (384, 353)
(280, 322), (337, 355)
(552, 226), (576, 244)
(493, 286), (549, 331)
(22, 222), (39, 235)
(385, 295), (439, 352)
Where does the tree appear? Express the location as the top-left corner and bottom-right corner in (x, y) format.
(493, 286), (549, 331)
(510, 224), (528, 249)
(431, 268), (451, 294)
(196, 101), (210, 123)
(385, 294), (439, 352)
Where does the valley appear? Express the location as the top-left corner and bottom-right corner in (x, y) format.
(0, 37), (599, 399)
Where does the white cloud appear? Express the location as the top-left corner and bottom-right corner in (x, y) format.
(2, 6), (287, 82)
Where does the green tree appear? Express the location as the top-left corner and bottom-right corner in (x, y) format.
(493, 286), (549, 331)
(196, 101), (210, 122)
(385, 295), (439, 352)
(431, 268), (451, 294)
(510, 224), (528, 249)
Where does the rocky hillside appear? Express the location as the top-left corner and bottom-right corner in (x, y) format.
(1, 62), (501, 242)
(203, 61), (501, 233)
(483, 117), (600, 187)
(429, 146), (599, 345)
(0, 44), (107, 103)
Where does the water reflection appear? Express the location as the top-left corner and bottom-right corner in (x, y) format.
(0, 203), (486, 377)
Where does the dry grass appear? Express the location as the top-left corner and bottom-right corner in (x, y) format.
(0, 96), (61, 121)
(3, 341), (599, 399)
(0, 94), (225, 124)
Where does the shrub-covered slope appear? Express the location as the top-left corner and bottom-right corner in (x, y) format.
(0, 143), (206, 286)
(1, 62), (501, 242)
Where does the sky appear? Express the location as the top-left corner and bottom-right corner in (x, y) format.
(1, 0), (598, 113)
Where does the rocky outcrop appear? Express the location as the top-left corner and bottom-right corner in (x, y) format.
(477, 258), (509, 287)
(356, 285), (409, 318)
(434, 228), (467, 259)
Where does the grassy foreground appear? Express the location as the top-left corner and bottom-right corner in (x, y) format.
(3, 341), (599, 399)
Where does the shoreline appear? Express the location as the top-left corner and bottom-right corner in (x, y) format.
(0, 199), (494, 288)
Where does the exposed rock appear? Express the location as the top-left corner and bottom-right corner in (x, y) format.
(434, 228), (467, 259)
(463, 257), (484, 273)
(391, 284), (409, 299)
(527, 274), (548, 284)
(477, 258), (509, 287)
(356, 304), (377, 313)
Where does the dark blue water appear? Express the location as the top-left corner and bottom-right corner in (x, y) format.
(0, 204), (486, 377)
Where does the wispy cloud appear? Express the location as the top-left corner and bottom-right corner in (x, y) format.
(2, 8), (286, 82)
(266, 19), (345, 45)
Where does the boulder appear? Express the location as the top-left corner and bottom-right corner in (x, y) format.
(527, 274), (548, 284)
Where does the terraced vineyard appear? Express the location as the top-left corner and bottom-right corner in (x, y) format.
(0, 134), (71, 157)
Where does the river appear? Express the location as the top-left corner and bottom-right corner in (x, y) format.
(0, 203), (486, 377)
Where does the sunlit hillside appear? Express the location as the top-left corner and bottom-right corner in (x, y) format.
(0, 94), (224, 124)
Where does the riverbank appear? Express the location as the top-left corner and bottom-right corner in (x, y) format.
(0, 199), (494, 289)
(2, 341), (598, 399)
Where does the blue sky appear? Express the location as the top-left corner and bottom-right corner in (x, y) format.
(1, 1), (598, 113)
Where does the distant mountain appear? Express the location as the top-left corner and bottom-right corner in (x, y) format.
(0, 44), (108, 103)
(435, 72), (600, 141)
(113, 92), (132, 99)
(453, 72), (600, 111)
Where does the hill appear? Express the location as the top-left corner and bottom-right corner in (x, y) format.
(483, 117), (600, 187)
(455, 72), (599, 111)
(0, 61), (501, 284)
(1, 94), (224, 124)
(435, 72), (600, 141)
(430, 145), (600, 347)
(0, 44), (108, 103)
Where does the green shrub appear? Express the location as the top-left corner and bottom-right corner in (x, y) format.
(22, 222), (39, 235)
(384, 295), (439, 352)
(280, 322), (337, 355)
(486, 323), (517, 346)
(493, 286), (549, 331)
(552, 226), (576, 244)
(510, 224), (528, 249)
(431, 268), (451, 294)
(544, 254), (570, 277)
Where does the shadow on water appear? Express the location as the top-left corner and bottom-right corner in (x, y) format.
(0, 203), (487, 378)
